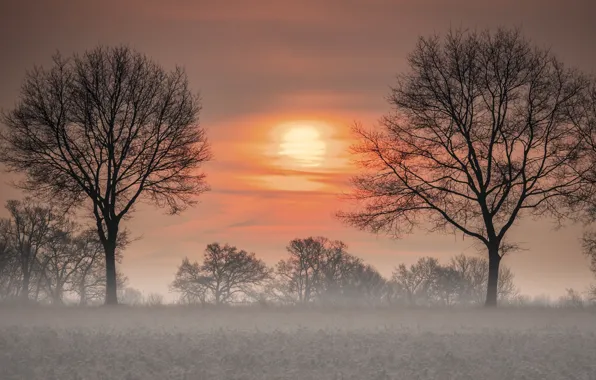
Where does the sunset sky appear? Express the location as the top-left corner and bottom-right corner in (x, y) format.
(1, 0), (596, 298)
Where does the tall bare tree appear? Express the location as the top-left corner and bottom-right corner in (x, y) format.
(338, 28), (589, 306)
(0, 46), (211, 304)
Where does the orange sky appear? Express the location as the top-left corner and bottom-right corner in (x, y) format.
(1, 0), (596, 299)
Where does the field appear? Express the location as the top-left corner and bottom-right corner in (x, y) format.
(1, 306), (595, 380)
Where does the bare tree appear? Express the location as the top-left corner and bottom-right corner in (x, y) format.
(68, 229), (107, 305)
(271, 237), (388, 305)
(336, 263), (388, 306)
(391, 254), (517, 306)
(581, 229), (596, 301)
(0, 46), (211, 304)
(316, 240), (359, 301)
(40, 220), (81, 304)
(572, 81), (596, 301)
(569, 80), (596, 209)
(575, 81), (596, 290)
(0, 205), (129, 305)
(118, 286), (143, 306)
(431, 266), (467, 306)
(69, 228), (128, 305)
(391, 257), (440, 306)
(582, 231), (596, 275)
(274, 236), (344, 304)
(170, 258), (209, 305)
(448, 254), (517, 304)
(558, 288), (585, 308)
(338, 28), (589, 306)
(0, 220), (21, 300)
(2, 199), (61, 302)
(144, 292), (164, 306)
(171, 243), (271, 305)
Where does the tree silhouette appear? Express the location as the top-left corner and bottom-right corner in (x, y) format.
(270, 236), (387, 305)
(448, 254), (517, 304)
(575, 80), (596, 300)
(390, 255), (517, 306)
(69, 228), (128, 305)
(275, 237), (341, 304)
(171, 243), (271, 305)
(0, 46), (211, 304)
(2, 199), (61, 302)
(338, 28), (589, 306)
(391, 257), (440, 306)
(0, 220), (21, 300)
(40, 220), (80, 304)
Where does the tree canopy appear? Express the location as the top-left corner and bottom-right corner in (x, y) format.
(0, 46), (211, 304)
(338, 28), (591, 306)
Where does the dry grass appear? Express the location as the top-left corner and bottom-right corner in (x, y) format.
(0, 305), (595, 379)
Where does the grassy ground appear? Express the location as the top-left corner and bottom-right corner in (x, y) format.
(0, 305), (595, 380)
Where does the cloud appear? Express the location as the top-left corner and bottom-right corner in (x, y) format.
(227, 218), (262, 229)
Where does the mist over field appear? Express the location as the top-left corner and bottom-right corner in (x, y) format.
(1, 306), (595, 380)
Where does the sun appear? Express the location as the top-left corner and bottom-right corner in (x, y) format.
(278, 124), (327, 167)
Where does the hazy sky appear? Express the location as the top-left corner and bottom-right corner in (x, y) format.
(1, 0), (596, 298)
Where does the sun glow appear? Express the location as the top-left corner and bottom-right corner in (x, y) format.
(278, 124), (327, 167)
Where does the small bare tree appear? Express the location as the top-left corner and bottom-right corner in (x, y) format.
(270, 237), (387, 305)
(0, 46), (211, 304)
(391, 257), (440, 306)
(170, 258), (210, 305)
(448, 254), (517, 304)
(275, 236), (344, 304)
(338, 28), (589, 306)
(68, 228), (128, 305)
(144, 292), (164, 306)
(2, 199), (61, 302)
(0, 220), (21, 300)
(581, 230), (596, 301)
(171, 243), (271, 305)
(118, 286), (143, 306)
(40, 220), (81, 304)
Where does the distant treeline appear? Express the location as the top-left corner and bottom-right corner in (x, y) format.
(0, 198), (593, 308)
(170, 237), (519, 307)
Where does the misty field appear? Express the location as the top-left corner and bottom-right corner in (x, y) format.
(0, 306), (595, 380)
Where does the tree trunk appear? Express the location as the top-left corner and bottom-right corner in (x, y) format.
(304, 273), (311, 303)
(485, 245), (501, 307)
(104, 233), (118, 305)
(79, 283), (88, 306)
(407, 290), (415, 306)
(53, 285), (63, 305)
(20, 271), (30, 302)
(33, 277), (42, 302)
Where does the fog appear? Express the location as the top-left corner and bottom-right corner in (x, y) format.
(1, 305), (595, 379)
